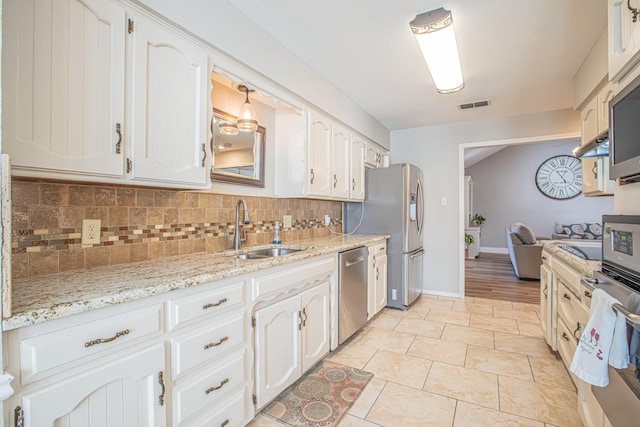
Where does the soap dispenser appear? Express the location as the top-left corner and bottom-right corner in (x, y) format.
(272, 220), (282, 245)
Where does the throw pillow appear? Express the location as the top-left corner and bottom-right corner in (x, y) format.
(509, 223), (536, 244)
(563, 223), (586, 239)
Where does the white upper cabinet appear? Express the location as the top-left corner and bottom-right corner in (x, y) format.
(608, 0), (640, 81)
(331, 123), (351, 199)
(350, 133), (366, 201)
(365, 140), (387, 168)
(2, 0), (126, 179)
(129, 13), (209, 187)
(307, 110), (333, 198)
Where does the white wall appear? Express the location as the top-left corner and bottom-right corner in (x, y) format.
(391, 109), (581, 296)
(136, 0), (390, 147)
(465, 140), (614, 249)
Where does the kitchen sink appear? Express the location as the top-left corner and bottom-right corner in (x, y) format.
(235, 247), (308, 260)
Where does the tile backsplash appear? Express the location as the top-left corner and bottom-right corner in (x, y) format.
(11, 180), (343, 278)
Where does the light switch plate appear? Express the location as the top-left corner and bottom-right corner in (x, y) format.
(324, 215), (331, 226)
(283, 215), (292, 228)
(82, 219), (101, 245)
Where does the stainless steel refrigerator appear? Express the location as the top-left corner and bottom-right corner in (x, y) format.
(344, 163), (424, 310)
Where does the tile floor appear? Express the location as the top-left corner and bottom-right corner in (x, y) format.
(249, 295), (583, 427)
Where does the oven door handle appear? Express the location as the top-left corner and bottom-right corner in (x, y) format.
(581, 278), (640, 325)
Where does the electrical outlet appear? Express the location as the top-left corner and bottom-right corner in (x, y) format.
(324, 215), (331, 226)
(82, 219), (101, 245)
(283, 215), (292, 228)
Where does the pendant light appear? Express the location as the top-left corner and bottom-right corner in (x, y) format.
(218, 121), (239, 136)
(237, 85), (258, 132)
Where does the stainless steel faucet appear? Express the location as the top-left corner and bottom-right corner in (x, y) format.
(233, 199), (250, 250)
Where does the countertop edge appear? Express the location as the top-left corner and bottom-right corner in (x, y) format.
(3, 234), (388, 331)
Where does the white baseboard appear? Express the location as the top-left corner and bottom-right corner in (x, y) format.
(422, 290), (464, 298)
(480, 246), (508, 254)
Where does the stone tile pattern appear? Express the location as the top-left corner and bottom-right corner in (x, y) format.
(11, 180), (342, 277)
(295, 296), (584, 427)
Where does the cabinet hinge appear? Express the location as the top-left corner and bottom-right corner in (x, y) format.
(251, 316), (256, 328)
(128, 18), (134, 34)
(14, 406), (24, 427)
(252, 394), (257, 405)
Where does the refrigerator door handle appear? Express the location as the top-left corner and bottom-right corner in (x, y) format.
(416, 179), (424, 235)
(410, 248), (425, 259)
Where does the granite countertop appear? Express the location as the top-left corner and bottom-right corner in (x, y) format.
(541, 240), (601, 277)
(4, 234), (387, 331)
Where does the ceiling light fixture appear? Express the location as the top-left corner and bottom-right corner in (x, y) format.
(237, 85), (258, 132)
(410, 8), (464, 94)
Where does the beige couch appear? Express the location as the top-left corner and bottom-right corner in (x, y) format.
(505, 223), (549, 280)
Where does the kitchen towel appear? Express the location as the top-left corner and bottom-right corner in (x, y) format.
(570, 289), (629, 387)
(625, 292), (640, 380)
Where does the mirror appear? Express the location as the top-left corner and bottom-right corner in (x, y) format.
(210, 108), (265, 187)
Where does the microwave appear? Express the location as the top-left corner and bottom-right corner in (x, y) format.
(609, 73), (640, 184)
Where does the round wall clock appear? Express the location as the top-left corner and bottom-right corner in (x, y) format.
(535, 155), (582, 200)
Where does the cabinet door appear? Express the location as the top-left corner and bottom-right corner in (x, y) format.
(350, 134), (366, 201)
(597, 83), (615, 133)
(367, 247), (376, 320)
(21, 344), (166, 426)
(300, 282), (331, 372)
(3, 0), (125, 178)
(307, 111), (332, 197)
(332, 123), (351, 199)
(374, 253), (388, 315)
(540, 263), (554, 348)
(130, 14), (208, 187)
(609, 0), (640, 81)
(254, 295), (301, 408)
(580, 96), (598, 145)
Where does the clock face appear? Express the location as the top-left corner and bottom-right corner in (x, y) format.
(535, 155), (582, 200)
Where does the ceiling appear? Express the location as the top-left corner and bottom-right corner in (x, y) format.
(225, 0), (607, 131)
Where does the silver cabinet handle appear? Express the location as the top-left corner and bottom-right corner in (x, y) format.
(334, 174), (337, 188)
(302, 307), (308, 327)
(201, 143), (207, 167)
(221, 421), (229, 427)
(203, 298), (228, 310)
(573, 323), (582, 342)
(310, 168), (315, 184)
(543, 284), (548, 298)
(205, 378), (229, 394)
(204, 336), (229, 350)
(85, 329), (129, 347)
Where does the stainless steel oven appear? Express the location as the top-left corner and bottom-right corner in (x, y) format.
(582, 215), (640, 426)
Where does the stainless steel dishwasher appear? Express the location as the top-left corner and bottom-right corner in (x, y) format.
(338, 246), (368, 344)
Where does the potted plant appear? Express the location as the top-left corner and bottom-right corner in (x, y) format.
(471, 213), (486, 226)
(465, 233), (474, 258)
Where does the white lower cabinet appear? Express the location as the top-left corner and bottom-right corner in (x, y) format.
(20, 343), (166, 426)
(368, 243), (388, 319)
(254, 281), (331, 409)
(540, 261), (554, 349)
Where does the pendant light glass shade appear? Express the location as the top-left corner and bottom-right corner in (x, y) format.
(218, 121), (238, 136)
(410, 8), (464, 94)
(237, 85), (258, 132)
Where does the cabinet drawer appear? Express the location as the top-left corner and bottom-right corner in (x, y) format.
(557, 282), (581, 333)
(188, 389), (247, 427)
(172, 350), (246, 425)
(554, 258), (582, 297)
(171, 311), (245, 380)
(168, 281), (244, 330)
(371, 242), (386, 256)
(252, 257), (335, 301)
(20, 303), (164, 385)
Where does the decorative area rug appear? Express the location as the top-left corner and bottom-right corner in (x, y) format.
(263, 360), (373, 427)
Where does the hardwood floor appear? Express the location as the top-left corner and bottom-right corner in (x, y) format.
(465, 253), (540, 304)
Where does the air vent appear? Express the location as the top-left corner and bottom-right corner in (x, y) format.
(458, 100), (491, 110)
